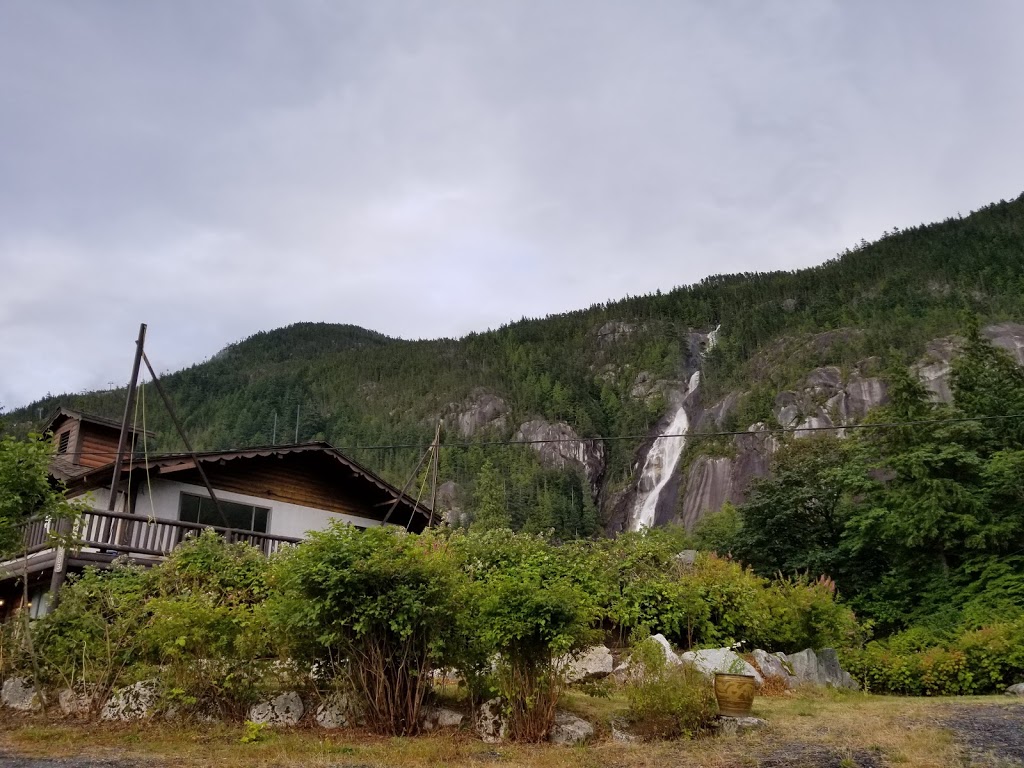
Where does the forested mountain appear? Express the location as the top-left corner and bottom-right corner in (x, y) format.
(6, 194), (1024, 543)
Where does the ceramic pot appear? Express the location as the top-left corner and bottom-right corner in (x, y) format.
(713, 673), (757, 717)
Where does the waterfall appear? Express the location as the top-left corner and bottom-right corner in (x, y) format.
(628, 326), (719, 531)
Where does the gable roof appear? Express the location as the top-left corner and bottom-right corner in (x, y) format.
(43, 407), (156, 438)
(63, 441), (432, 529)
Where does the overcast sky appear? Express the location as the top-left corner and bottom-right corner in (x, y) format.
(2, 1), (1024, 408)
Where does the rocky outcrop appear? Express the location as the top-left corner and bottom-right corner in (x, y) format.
(513, 420), (604, 493)
(434, 480), (464, 526)
(912, 338), (961, 403)
(442, 390), (508, 438)
(1, 677), (41, 712)
(596, 321), (638, 344)
(548, 711), (595, 745)
(248, 691), (304, 726)
(783, 648), (858, 690)
(629, 371), (677, 406)
(984, 322), (1024, 365)
(101, 680), (159, 721)
(680, 648), (763, 686)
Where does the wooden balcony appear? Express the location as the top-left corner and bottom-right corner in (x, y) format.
(2, 508), (301, 579)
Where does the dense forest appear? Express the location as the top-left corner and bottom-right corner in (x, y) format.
(6, 194), (1024, 541)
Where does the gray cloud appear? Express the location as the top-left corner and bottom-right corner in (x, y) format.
(2, 1), (1024, 407)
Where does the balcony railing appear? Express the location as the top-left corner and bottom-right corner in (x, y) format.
(13, 507), (301, 564)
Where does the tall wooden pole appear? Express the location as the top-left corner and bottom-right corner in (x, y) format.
(107, 323), (147, 511)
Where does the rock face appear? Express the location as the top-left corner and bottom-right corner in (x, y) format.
(475, 697), (507, 744)
(443, 390), (508, 438)
(561, 645), (614, 683)
(783, 648), (858, 690)
(752, 649), (796, 689)
(1, 677), (41, 712)
(101, 680), (159, 721)
(912, 338), (961, 403)
(680, 648), (763, 686)
(248, 691), (304, 726)
(421, 705), (465, 731)
(315, 692), (359, 729)
(984, 322), (1024, 365)
(513, 420), (605, 493)
(1005, 683), (1024, 697)
(548, 710), (595, 745)
(596, 321), (638, 344)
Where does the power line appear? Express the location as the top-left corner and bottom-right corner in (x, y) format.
(42, 413), (1024, 456)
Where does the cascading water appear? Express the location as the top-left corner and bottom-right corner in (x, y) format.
(628, 326), (719, 531)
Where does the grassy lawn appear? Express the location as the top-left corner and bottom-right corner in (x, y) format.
(0, 690), (1015, 767)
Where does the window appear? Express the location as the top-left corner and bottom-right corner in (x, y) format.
(178, 492), (270, 533)
(57, 430), (71, 454)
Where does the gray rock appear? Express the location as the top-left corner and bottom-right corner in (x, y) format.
(681, 648), (763, 686)
(101, 679), (159, 721)
(513, 420), (604, 493)
(315, 692), (359, 729)
(1005, 683), (1024, 697)
(752, 649), (795, 689)
(783, 648), (858, 690)
(548, 710), (594, 745)
(475, 697), (507, 744)
(596, 321), (637, 344)
(610, 717), (640, 743)
(1, 676), (41, 712)
(248, 691), (304, 726)
(714, 716), (768, 736)
(649, 633), (682, 666)
(562, 645), (614, 683)
(421, 705), (465, 731)
(984, 322), (1024, 366)
(443, 390), (508, 438)
(57, 688), (92, 716)
(675, 549), (698, 567)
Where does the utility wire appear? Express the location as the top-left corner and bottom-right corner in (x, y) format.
(43, 412), (1024, 456)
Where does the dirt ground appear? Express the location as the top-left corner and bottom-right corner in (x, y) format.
(0, 695), (1019, 767)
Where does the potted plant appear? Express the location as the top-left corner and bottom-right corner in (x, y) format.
(713, 655), (757, 717)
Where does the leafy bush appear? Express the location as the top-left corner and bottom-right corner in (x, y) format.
(32, 562), (155, 711)
(843, 617), (1024, 695)
(269, 524), (464, 735)
(454, 529), (600, 742)
(624, 637), (717, 739)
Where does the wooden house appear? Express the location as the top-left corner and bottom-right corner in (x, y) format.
(0, 408), (431, 617)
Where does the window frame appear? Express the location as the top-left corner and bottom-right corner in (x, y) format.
(177, 491), (271, 534)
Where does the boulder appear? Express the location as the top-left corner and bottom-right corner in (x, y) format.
(475, 698), (507, 744)
(548, 710), (594, 745)
(57, 688), (93, 717)
(1004, 683), (1024, 697)
(421, 705), (465, 731)
(248, 691), (304, 726)
(1, 676), (41, 712)
(610, 717), (640, 743)
(681, 648), (763, 686)
(101, 679), (159, 721)
(752, 649), (795, 689)
(714, 716), (769, 736)
(649, 634), (682, 666)
(315, 692), (359, 729)
(562, 645), (614, 683)
(783, 648), (858, 690)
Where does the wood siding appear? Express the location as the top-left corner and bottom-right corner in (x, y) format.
(163, 453), (397, 521)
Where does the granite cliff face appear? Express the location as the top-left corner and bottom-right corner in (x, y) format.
(625, 322), (1024, 533)
(513, 419), (605, 497)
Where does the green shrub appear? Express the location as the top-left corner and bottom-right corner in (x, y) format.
(454, 529), (600, 742)
(843, 617), (1024, 695)
(32, 562), (155, 709)
(624, 637), (718, 739)
(269, 524), (464, 735)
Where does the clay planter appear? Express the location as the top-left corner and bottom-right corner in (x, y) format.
(713, 673), (757, 717)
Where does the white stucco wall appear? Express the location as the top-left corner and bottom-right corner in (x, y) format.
(77, 479), (383, 539)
